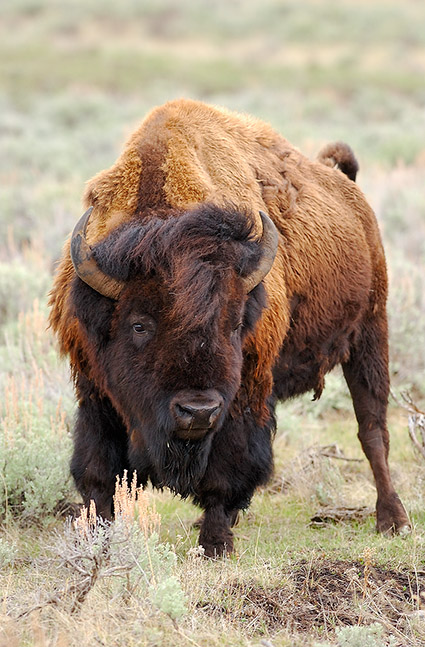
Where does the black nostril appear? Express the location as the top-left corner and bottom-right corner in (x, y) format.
(175, 404), (195, 424)
(173, 401), (222, 429)
(205, 405), (221, 425)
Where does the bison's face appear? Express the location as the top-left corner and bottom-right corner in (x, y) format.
(70, 205), (276, 494)
(106, 272), (246, 441)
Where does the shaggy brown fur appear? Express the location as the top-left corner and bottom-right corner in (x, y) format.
(49, 99), (409, 556)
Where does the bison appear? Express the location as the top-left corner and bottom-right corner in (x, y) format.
(49, 99), (409, 557)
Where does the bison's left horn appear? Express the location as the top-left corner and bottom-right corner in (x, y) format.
(70, 207), (125, 300)
(242, 210), (279, 293)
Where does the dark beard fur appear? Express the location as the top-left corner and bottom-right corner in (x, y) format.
(156, 434), (214, 498)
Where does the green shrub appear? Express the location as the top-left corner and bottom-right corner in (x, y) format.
(388, 251), (425, 394)
(0, 536), (18, 568)
(0, 373), (73, 521)
(315, 622), (397, 647)
(0, 299), (75, 522)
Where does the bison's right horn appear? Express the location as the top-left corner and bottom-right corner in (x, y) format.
(242, 210), (279, 293)
(70, 207), (125, 300)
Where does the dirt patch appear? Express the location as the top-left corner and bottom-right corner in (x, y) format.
(288, 560), (424, 632)
(198, 559), (425, 639)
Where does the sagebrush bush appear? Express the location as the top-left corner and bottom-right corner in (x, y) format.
(48, 473), (188, 620)
(387, 250), (425, 395)
(0, 300), (75, 522)
(0, 371), (73, 520)
(315, 622), (397, 647)
(0, 536), (18, 568)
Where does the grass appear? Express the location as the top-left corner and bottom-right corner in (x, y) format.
(1, 0), (425, 645)
(1, 467), (424, 646)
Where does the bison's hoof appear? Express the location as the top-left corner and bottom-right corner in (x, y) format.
(397, 524), (411, 537)
(378, 522), (411, 538)
(200, 540), (233, 559)
(376, 493), (410, 537)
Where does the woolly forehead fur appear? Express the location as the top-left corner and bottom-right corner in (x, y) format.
(91, 204), (264, 336)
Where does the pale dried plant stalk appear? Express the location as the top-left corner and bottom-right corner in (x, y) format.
(3, 369), (44, 434)
(3, 375), (19, 424)
(50, 398), (68, 438)
(113, 470), (161, 537)
(392, 390), (425, 461)
(2, 363), (68, 446)
(13, 300), (56, 379)
(20, 298), (45, 343)
(361, 546), (374, 599)
(73, 500), (97, 539)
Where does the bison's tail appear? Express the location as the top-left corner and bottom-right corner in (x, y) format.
(317, 142), (359, 182)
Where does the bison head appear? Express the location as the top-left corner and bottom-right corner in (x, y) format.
(70, 204), (278, 496)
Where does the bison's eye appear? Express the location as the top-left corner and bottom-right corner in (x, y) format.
(133, 323), (147, 334)
(130, 315), (156, 344)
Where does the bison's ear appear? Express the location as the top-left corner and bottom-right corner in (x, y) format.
(71, 275), (116, 347)
(240, 211), (279, 293)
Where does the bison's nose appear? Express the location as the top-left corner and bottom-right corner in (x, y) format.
(175, 401), (221, 428)
(170, 390), (224, 439)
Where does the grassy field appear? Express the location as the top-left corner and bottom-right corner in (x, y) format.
(1, 1), (425, 645)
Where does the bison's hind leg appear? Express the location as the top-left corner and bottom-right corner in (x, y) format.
(71, 379), (129, 519)
(342, 316), (410, 535)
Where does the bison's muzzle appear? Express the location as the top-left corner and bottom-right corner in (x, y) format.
(170, 389), (224, 440)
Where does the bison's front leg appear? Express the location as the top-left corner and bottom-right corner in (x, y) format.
(71, 378), (129, 518)
(196, 410), (274, 558)
(198, 506), (238, 558)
